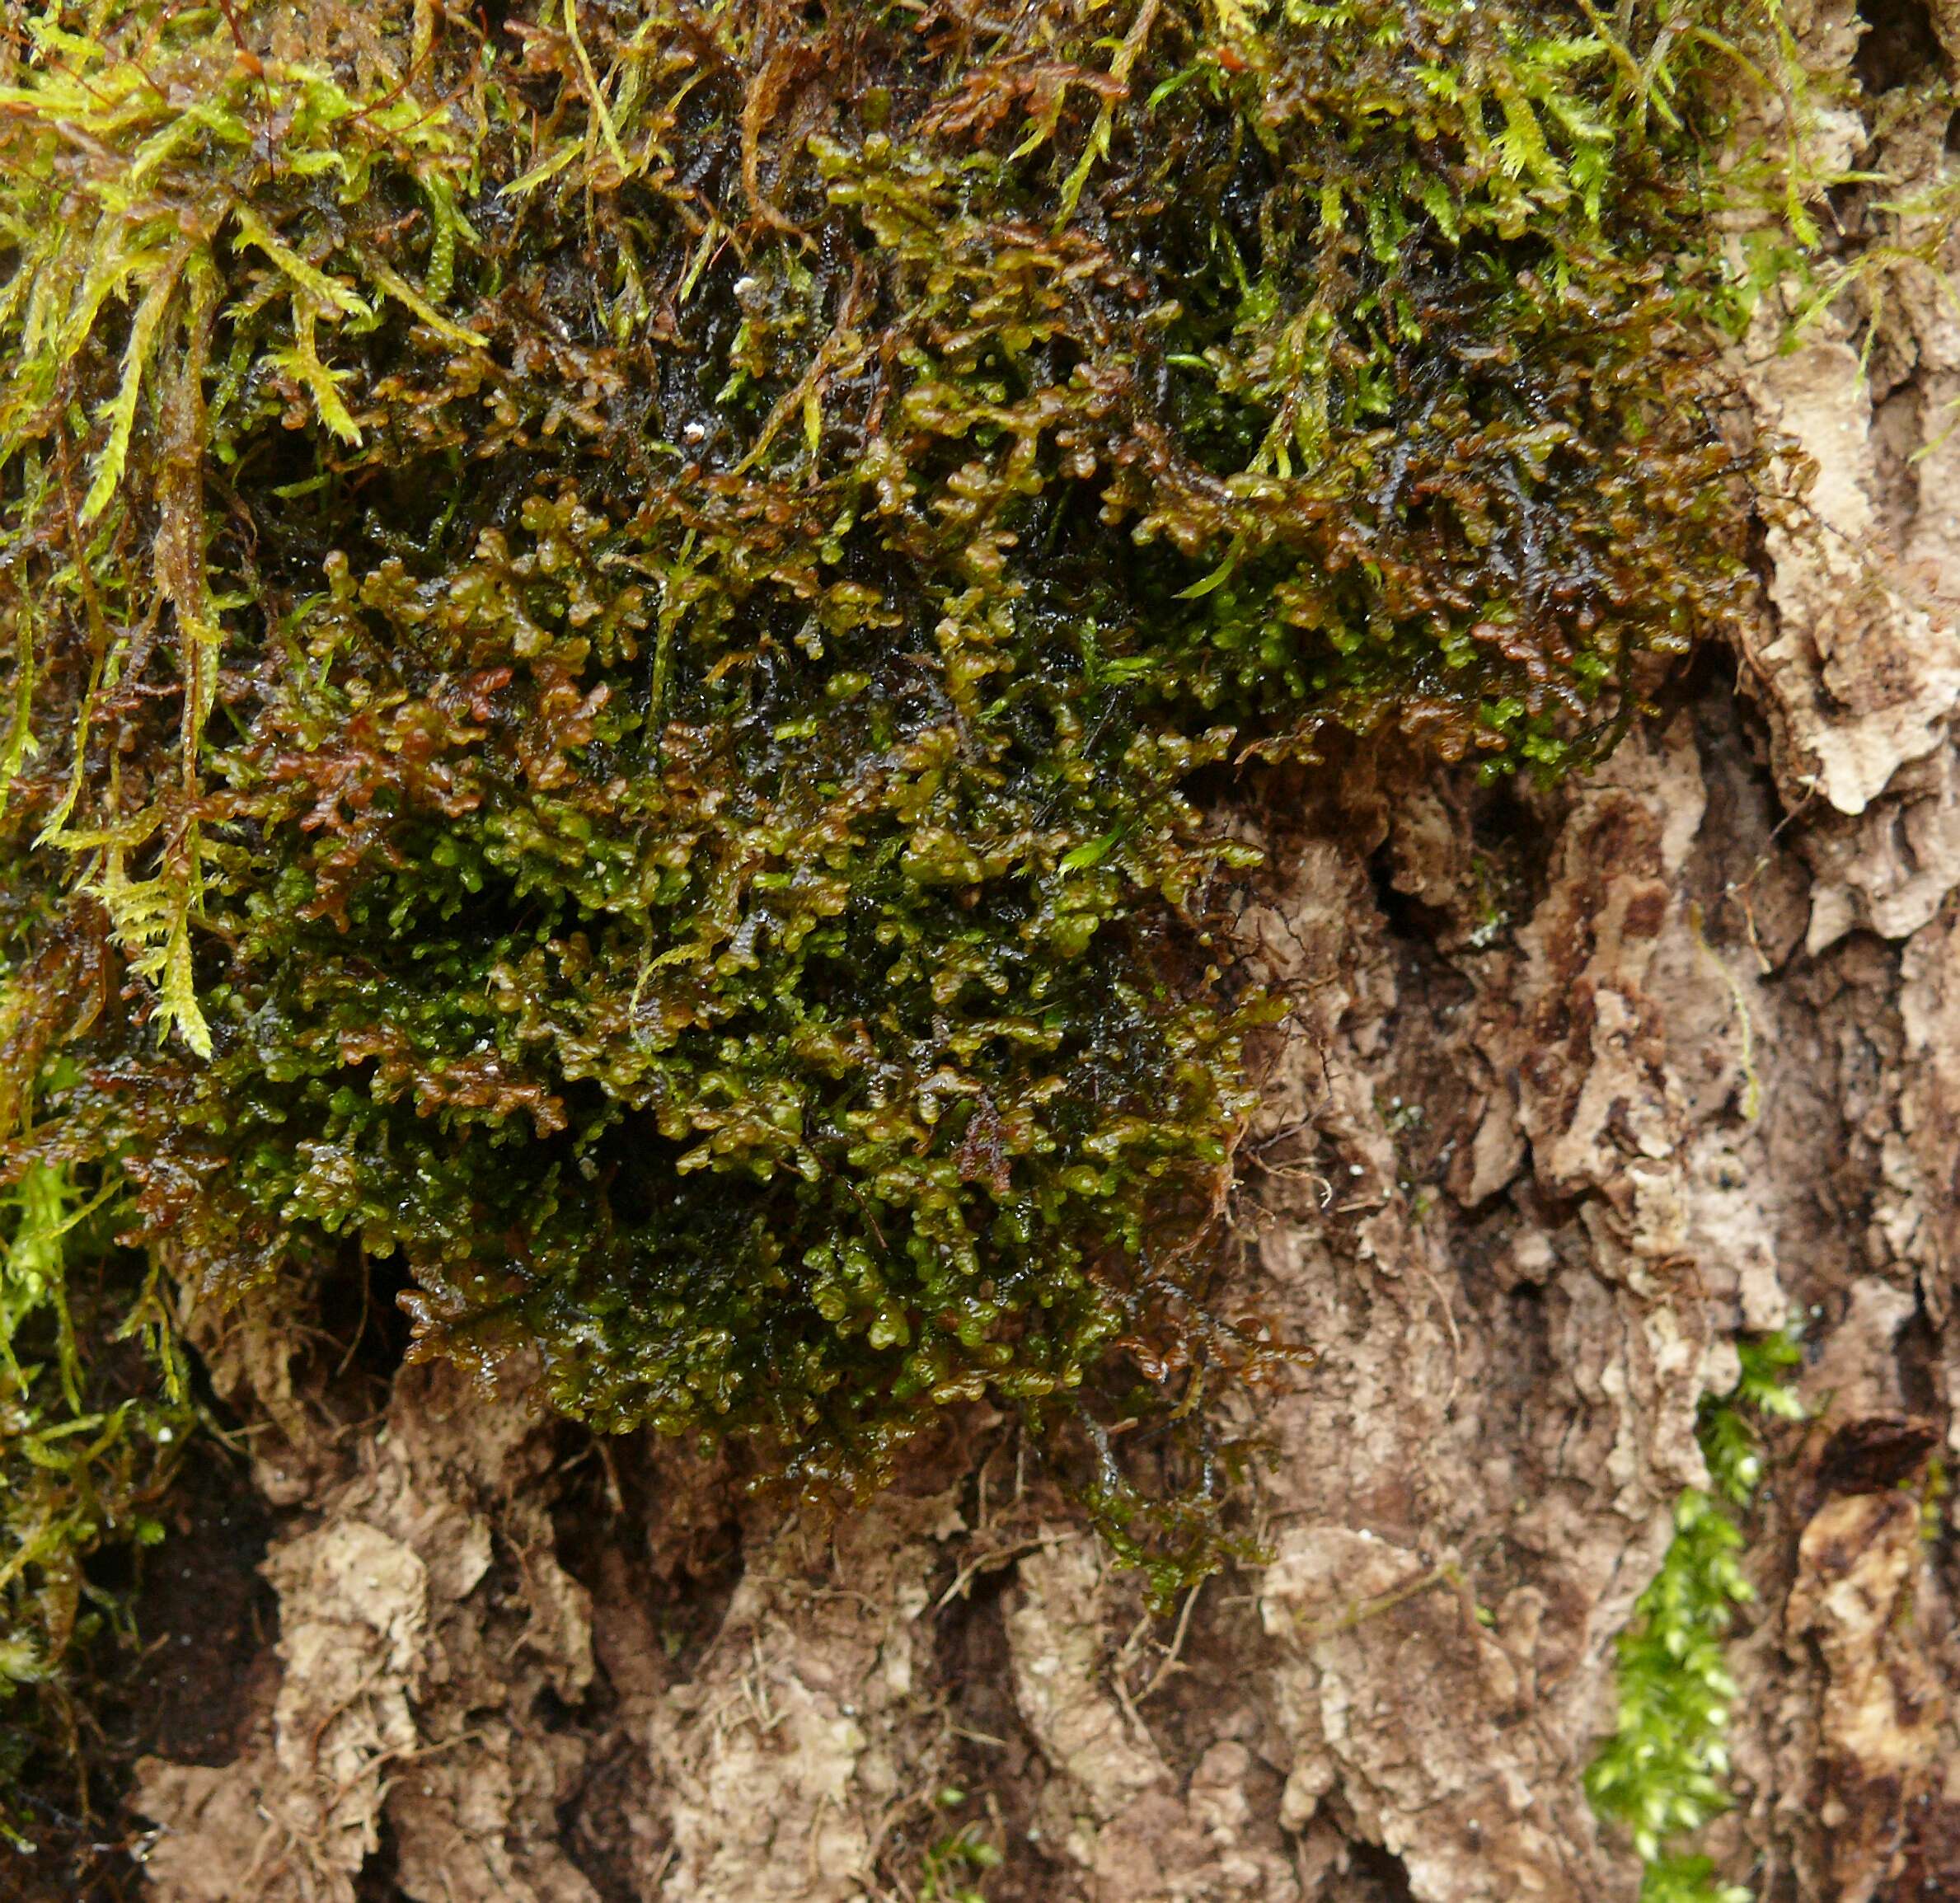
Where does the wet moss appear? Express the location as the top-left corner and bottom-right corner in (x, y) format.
(0, 0), (1801, 1619)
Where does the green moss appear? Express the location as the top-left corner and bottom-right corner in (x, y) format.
(0, 1155), (190, 1853)
(917, 1789), (1003, 1903)
(1586, 1330), (1806, 1903)
(0, 0), (1810, 1619)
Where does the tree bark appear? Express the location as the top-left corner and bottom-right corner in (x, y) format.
(125, 6), (1960, 1903)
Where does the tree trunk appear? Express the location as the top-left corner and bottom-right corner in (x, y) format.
(101, 7), (1960, 1903)
(129, 320), (1960, 1903)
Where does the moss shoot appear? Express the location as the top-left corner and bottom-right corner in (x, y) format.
(1587, 1332), (1807, 1903)
(0, 0), (1812, 1788)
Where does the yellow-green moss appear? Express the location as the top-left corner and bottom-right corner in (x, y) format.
(0, 1155), (190, 1853)
(1587, 1332), (1807, 1903)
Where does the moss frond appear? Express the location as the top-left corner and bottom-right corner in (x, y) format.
(1587, 1332), (1807, 1902)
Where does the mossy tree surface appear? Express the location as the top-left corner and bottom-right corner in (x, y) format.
(0, 0), (1797, 1811)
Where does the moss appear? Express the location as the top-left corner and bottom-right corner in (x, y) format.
(0, 1155), (190, 1855)
(0, 0), (1816, 1661)
(1586, 1330), (1806, 1903)
(917, 1789), (1003, 1903)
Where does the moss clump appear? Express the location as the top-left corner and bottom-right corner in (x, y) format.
(1587, 1331), (1806, 1903)
(0, 0), (1789, 1586)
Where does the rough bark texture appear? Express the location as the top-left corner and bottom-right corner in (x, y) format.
(119, 10), (1960, 1903)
